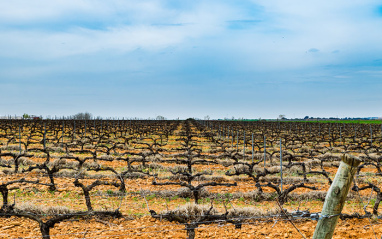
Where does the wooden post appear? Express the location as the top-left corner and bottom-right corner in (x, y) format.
(263, 135), (266, 168)
(251, 133), (254, 163)
(236, 130), (239, 151)
(18, 125), (21, 154)
(62, 121), (65, 144)
(340, 127), (342, 143)
(73, 121), (76, 138)
(312, 154), (362, 239)
(43, 122), (46, 150)
(310, 124), (311, 137)
(370, 124), (373, 145)
(280, 138), (283, 193)
(329, 125), (331, 137)
(231, 130), (233, 148)
(243, 131), (245, 159)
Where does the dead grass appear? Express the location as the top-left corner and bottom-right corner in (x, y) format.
(164, 203), (218, 220)
(15, 202), (74, 215)
(228, 207), (279, 218)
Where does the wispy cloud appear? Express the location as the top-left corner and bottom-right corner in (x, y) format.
(227, 19), (261, 29)
(308, 48), (319, 53)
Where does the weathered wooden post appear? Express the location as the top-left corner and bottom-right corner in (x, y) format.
(312, 154), (362, 239)
(340, 126), (342, 143)
(370, 124), (373, 145)
(236, 130), (239, 151)
(84, 119), (87, 137)
(62, 121), (65, 144)
(263, 135), (266, 168)
(93, 119), (96, 138)
(280, 138), (283, 192)
(18, 124), (21, 154)
(43, 122), (46, 150)
(251, 133), (254, 163)
(73, 120), (76, 139)
(243, 131), (246, 159)
(231, 130), (234, 148)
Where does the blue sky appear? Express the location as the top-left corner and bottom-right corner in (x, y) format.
(1, 0), (382, 119)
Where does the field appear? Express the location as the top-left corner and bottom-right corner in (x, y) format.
(290, 120), (382, 125)
(0, 119), (382, 238)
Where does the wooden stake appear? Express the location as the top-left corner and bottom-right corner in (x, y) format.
(43, 122), (46, 150)
(312, 154), (362, 239)
(243, 131), (245, 159)
(251, 133), (254, 163)
(264, 135), (266, 168)
(18, 125), (21, 154)
(280, 138), (283, 193)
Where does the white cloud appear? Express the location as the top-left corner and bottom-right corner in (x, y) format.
(0, 1), (239, 59)
(1, 0), (382, 80)
(0, 0), (94, 22)
(205, 0), (382, 71)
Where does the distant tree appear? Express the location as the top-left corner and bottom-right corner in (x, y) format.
(23, 113), (30, 119)
(73, 112), (92, 120)
(278, 114), (286, 120)
(204, 115), (210, 120)
(156, 115), (166, 120)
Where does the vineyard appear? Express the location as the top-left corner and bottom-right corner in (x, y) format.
(0, 118), (382, 238)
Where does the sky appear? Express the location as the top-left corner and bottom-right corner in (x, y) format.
(1, 0), (382, 119)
